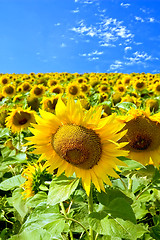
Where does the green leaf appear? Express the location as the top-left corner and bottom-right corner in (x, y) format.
(0, 128), (10, 138)
(47, 175), (79, 205)
(97, 189), (133, 205)
(20, 204), (67, 238)
(0, 175), (25, 191)
(26, 192), (48, 208)
(150, 224), (160, 240)
(116, 102), (137, 111)
(89, 214), (146, 239)
(11, 188), (29, 222)
(8, 228), (53, 240)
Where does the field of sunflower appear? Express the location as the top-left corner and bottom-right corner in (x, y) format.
(1, 72), (160, 240)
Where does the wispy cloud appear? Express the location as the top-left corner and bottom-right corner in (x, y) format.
(71, 17), (134, 46)
(124, 46), (132, 52)
(135, 16), (144, 22)
(79, 50), (103, 61)
(125, 51), (157, 65)
(71, 8), (79, 13)
(120, 3), (131, 8)
(60, 43), (67, 48)
(109, 60), (123, 71)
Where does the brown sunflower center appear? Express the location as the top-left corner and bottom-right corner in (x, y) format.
(13, 112), (31, 126)
(52, 124), (102, 169)
(136, 82), (144, 89)
(34, 87), (43, 95)
(69, 86), (78, 95)
(130, 134), (152, 150)
(119, 116), (160, 152)
(156, 85), (160, 92)
(2, 78), (8, 84)
(5, 86), (14, 94)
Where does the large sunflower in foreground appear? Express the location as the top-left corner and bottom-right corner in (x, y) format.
(6, 107), (36, 133)
(26, 98), (128, 195)
(117, 108), (160, 168)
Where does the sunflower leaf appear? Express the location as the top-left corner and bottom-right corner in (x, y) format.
(88, 214), (146, 239)
(0, 174), (25, 191)
(47, 175), (79, 205)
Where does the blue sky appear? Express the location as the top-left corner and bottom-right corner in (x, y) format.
(0, 0), (160, 74)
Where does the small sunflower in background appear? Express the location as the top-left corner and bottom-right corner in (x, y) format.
(134, 79), (146, 91)
(66, 82), (81, 98)
(145, 98), (159, 113)
(0, 76), (10, 86)
(47, 78), (59, 87)
(2, 84), (16, 98)
(122, 76), (131, 86)
(26, 97), (128, 196)
(154, 82), (160, 95)
(21, 163), (52, 199)
(21, 82), (32, 93)
(6, 107), (36, 133)
(114, 84), (127, 95)
(49, 84), (64, 95)
(30, 84), (46, 98)
(41, 95), (60, 112)
(118, 108), (160, 168)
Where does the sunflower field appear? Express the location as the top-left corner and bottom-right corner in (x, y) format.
(1, 72), (160, 240)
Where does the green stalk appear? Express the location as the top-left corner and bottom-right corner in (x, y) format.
(88, 185), (95, 240)
(60, 202), (74, 240)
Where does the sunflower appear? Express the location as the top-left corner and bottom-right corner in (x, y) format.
(41, 95), (59, 112)
(26, 98), (128, 195)
(0, 76), (10, 85)
(145, 99), (159, 113)
(6, 107), (36, 133)
(50, 84), (64, 94)
(30, 84), (46, 98)
(66, 82), (81, 98)
(118, 108), (160, 168)
(21, 82), (32, 92)
(154, 82), (160, 95)
(134, 79), (146, 91)
(21, 163), (52, 199)
(2, 84), (16, 97)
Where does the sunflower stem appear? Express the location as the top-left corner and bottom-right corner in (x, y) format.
(60, 202), (74, 240)
(88, 186), (95, 240)
(128, 177), (133, 191)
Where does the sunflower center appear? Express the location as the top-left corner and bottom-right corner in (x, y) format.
(34, 87), (42, 95)
(5, 86), (14, 94)
(136, 82), (144, 89)
(119, 116), (160, 152)
(13, 112), (31, 126)
(130, 134), (152, 150)
(69, 86), (78, 95)
(52, 124), (102, 169)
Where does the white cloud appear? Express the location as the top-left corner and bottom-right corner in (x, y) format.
(125, 51), (158, 65)
(135, 16), (144, 22)
(60, 43), (67, 48)
(109, 60), (123, 70)
(120, 3), (131, 8)
(124, 46), (132, 51)
(71, 8), (79, 13)
(148, 17), (155, 23)
(54, 23), (61, 26)
(88, 50), (103, 56)
(88, 57), (99, 61)
(71, 17), (134, 48)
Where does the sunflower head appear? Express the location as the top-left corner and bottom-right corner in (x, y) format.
(30, 85), (46, 98)
(6, 107), (36, 133)
(146, 99), (159, 113)
(0, 76), (10, 85)
(118, 108), (160, 168)
(21, 163), (52, 199)
(66, 82), (81, 98)
(2, 84), (15, 97)
(26, 97), (128, 195)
